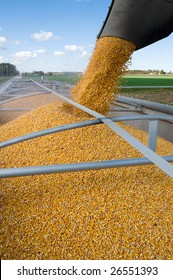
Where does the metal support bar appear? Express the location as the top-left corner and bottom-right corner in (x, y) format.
(100, 118), (173, 178)
(0, 86), (33, 95)
(0, 108), (31, 111)
(148, 120), (158, 152)
(110, 108), (143, 112)
(0, 119), (99, 148)
(0, 156), (173, 178)
(2, 79), (173, 178)
(117, 96), (173, 115)
(1, 115), (173, 149)
(120, 86), (173, 89)
(53, 85), (56, 91)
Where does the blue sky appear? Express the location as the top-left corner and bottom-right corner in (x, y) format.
(0, 0), (173, 73)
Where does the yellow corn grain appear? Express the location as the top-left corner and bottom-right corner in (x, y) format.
(71, 37), (135, 115)
(0, 37), (173, 260)
(0, 102), (173, 260)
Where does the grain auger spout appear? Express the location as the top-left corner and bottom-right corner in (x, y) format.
(71, 0), (173, 115)
(97, 0), (173, 50)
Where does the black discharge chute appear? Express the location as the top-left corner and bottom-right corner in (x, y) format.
(98, 0), (173, 49)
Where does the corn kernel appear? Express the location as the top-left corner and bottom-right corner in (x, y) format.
(0, 37), (173, 260)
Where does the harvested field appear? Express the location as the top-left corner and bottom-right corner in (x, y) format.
(120, 89), (173, 105)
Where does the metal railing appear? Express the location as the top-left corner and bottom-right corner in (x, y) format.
(0, 79), (173, 178)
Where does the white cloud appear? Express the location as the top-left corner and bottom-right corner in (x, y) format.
(13, 49), (46, 61)
(0, 36), (7, 49)
(14, 51), (36, 59)
(53, 35), (62, 41)
(33, 49), (46, 54)
(0, 56), (4, 62)
(54, 51), (65, 56)
(31, 30), (53, 41)
(0, 36), (6, 43)
(65, 45), (83, 52)
(14, 40), (21, 45)
(81, 50), (87, 57)
(65, 45), (88, 57)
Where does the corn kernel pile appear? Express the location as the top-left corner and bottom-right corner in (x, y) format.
(0, 36), (173, 260)
(0, 102), (173, 260)
(71, 37), (135, 114)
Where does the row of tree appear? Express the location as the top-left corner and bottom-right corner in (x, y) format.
(0, 63), (19, 76)
(127, 69), (172, 75)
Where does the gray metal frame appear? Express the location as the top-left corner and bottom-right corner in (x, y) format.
(117, 96), (173, 115)
(0, 79), (173, 178)
(1, 115), (173, 149)
(1, 156), (173, 178)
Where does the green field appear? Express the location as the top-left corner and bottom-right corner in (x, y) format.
(22, 73), (173, 87)
(118, 75), (173, 105)
(20, 73), (173, 105)
(22, 73), (82, 85)
(1, 73), (172, 105)
(48, 73), (173, 87)
(45, 73), (83, 85)
(121, 75), (173, 87)
(19, 72), (173, 105)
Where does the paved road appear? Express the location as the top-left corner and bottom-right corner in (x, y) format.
(0, 77), (172, 143)
(0, 77), (72, 103)
(0, 76), (21, 95)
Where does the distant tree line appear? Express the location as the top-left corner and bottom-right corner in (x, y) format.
(0, 63), (19, 76)
(22, 71), (83, 76)
(127, 69), (171, 75)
